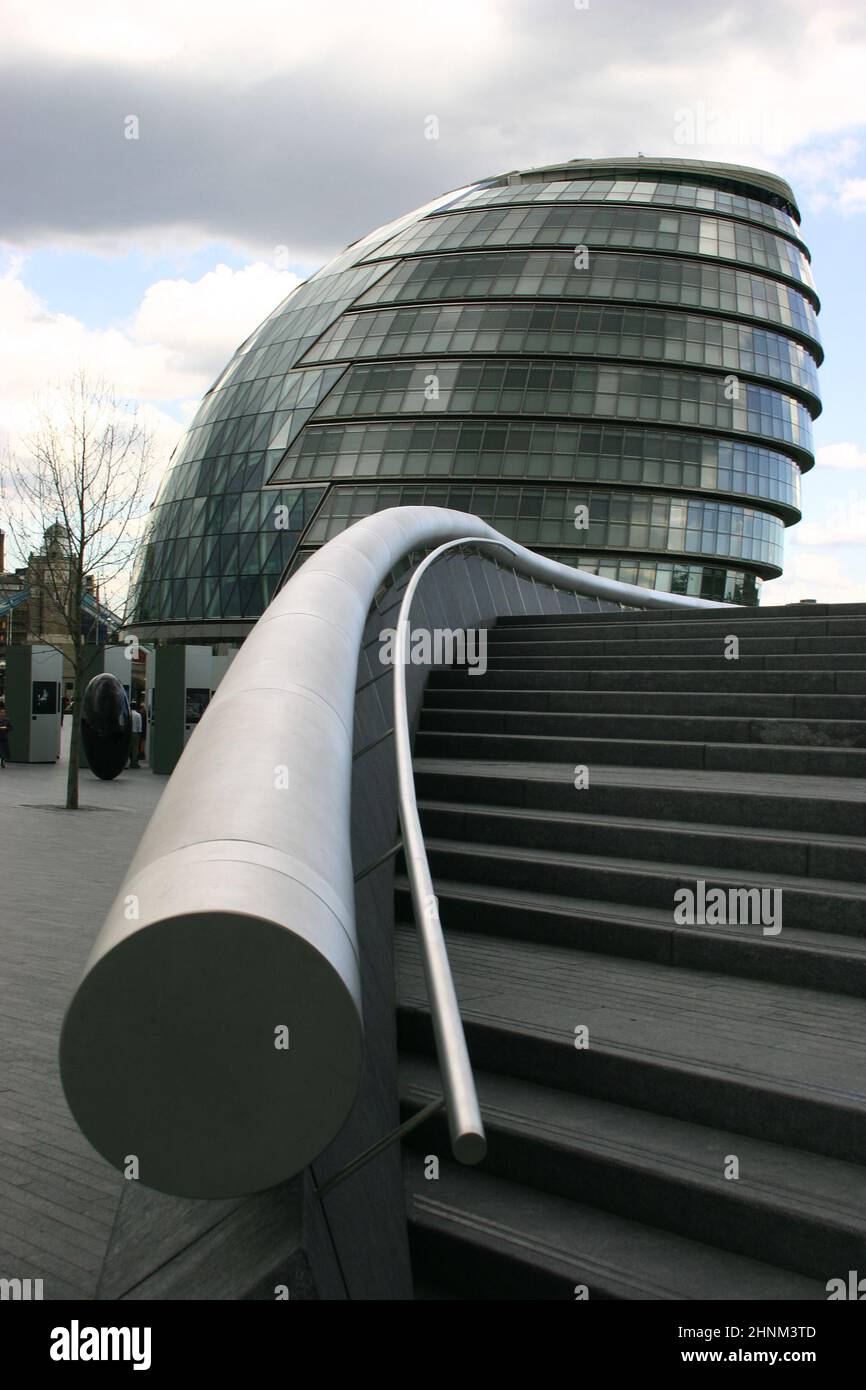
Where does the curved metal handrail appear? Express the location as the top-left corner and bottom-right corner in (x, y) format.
(59, 506), (727, 1199)
(393, 530), (730, 1167)
(392, 540), (492, 1166)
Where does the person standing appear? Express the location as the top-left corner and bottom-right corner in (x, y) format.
(0, 703), (13, 768)
(129, 703), (142, 769)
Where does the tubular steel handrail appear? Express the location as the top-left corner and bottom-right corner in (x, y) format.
(392, 540), (493, 1166)
(391, 533), (728, 1167)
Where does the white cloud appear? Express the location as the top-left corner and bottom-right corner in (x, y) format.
(788, 485), (866, 546)
(0, 0), (509, 89)
(0, 258), (297, 475)
(761, 546), (866, 605)
(4, 1), (866, 254)
(129, 261), (300, 383)
(796, 520), (866, 546)
(816, 442), (866, 470)
(783, 136), (861, 213)
(837, 176), (866, 210)
(0, 255), (297, 593)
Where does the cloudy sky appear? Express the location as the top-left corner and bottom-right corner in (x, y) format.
(2, 0), (865, 601)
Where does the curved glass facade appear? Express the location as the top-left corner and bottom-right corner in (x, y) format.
(452, 177), (804, 239)
(303, 482), (784, 570)
(295, 359), (813, 456)
(301, 303), (820, 400)
(275, 421), (802, 513)
(131, 157), (821, 633)
(356, 252), (821, 346)
(367, 206), (816, 295)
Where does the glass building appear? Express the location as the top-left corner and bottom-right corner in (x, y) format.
(130, 157), (821, 638)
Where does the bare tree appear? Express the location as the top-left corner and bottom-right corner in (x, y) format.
(3, 371), (154, 808)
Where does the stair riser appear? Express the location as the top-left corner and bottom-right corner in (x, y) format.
(398, 887), (866, 996)
(485, 637), (866, 657)
(480, 653), (866, 670)
(495, 603), (866, 626)
(398, 1006), (866, 1164)
(428, 669), (866, 693)
(408, 1224), (591, 1300)
(490, 621), (866, 645)
(403, 606), (866, 1302)
(416, 805), (866, 882)
(420, 708), (866, 748)
(419, 846), (866, 936)
(424, 689), (866, 718)
(413, 770), (866, 836)
(401, 1105), (863, 1281)
(414, 730), (866, 777)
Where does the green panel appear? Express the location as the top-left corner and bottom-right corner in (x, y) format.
(151, 646), (186, 775)
(3, 645), (32, 762)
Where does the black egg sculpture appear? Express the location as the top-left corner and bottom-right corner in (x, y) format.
(81, 673), (132, 780)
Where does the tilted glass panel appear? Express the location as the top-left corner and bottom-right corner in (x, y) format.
(270, 418), (802, 511)
(299, 182), (482, 282)
(299, 301), (819, 398)
(356, 251), (821, 349)
(166, 366), (347, 479)
(551, 550), (761, 603)
(204, 260), (397, 400)
(309, 358), (814, 455)
(130, 486), (324, 624)
(302, 481), (783, 568)
(365, 206), (816, 294)
(448, 178), (801, 241)
(281, 538), (759, 603)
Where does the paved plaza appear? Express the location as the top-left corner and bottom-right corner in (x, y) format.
(0, 731), (166, 1298)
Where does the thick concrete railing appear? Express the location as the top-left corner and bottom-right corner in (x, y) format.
(60, 506), (725, 1207)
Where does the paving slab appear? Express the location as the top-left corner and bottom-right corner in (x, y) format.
(0, 728), (166, 1298)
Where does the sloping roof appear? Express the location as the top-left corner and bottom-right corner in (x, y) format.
(493, 156), (801, 222)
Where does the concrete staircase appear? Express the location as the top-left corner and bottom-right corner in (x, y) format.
(396, 603), (866, 1300)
